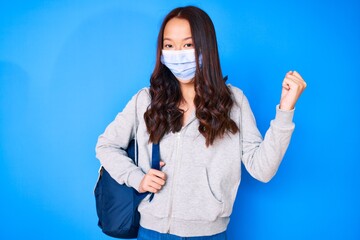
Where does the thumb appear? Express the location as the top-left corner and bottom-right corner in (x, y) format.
(160, 161), (166, 168)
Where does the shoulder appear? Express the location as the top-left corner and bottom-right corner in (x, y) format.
(131, 87), (151, 115)
(135, 87), (151, 102)
(227, 84), (245, 107)
(123, 87), (150, 112)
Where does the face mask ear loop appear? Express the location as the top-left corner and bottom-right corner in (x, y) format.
(195, 49), (203, 73)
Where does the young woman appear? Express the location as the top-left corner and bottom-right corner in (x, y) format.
(96, 6), (306, 240)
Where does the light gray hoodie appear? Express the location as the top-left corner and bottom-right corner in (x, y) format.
(95, 85), (295, 237)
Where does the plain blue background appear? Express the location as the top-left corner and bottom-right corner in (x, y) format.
(1, 0), (359, 239)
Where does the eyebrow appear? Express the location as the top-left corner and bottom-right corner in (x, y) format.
(163, 36), (193, 41)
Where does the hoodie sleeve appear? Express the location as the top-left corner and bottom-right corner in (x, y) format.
(234, 87), (295, 183)
(95, 89), (148, 192)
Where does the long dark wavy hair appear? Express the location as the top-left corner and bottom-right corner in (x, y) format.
(144, 6), (239, 146)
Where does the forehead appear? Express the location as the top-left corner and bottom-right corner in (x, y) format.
(163, 18), (192, 40)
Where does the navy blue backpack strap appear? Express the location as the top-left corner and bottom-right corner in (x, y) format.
(149, 143), (160, 202)
(151, 143), (160, 170)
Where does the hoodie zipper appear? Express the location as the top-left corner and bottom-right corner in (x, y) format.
(166, 113), (196, 233)
(166, 130), (182, 233)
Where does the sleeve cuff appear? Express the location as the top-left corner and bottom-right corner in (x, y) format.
(272, 104), (295, 129)
(127, 168), (145, 193)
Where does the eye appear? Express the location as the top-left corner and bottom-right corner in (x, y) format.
(184, 43), (193, 48)
(163, 44), (173, 49)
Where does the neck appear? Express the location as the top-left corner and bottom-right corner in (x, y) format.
(179, 80), (195, 106)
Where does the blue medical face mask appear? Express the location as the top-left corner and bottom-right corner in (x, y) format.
(161, 49), (202, 83)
